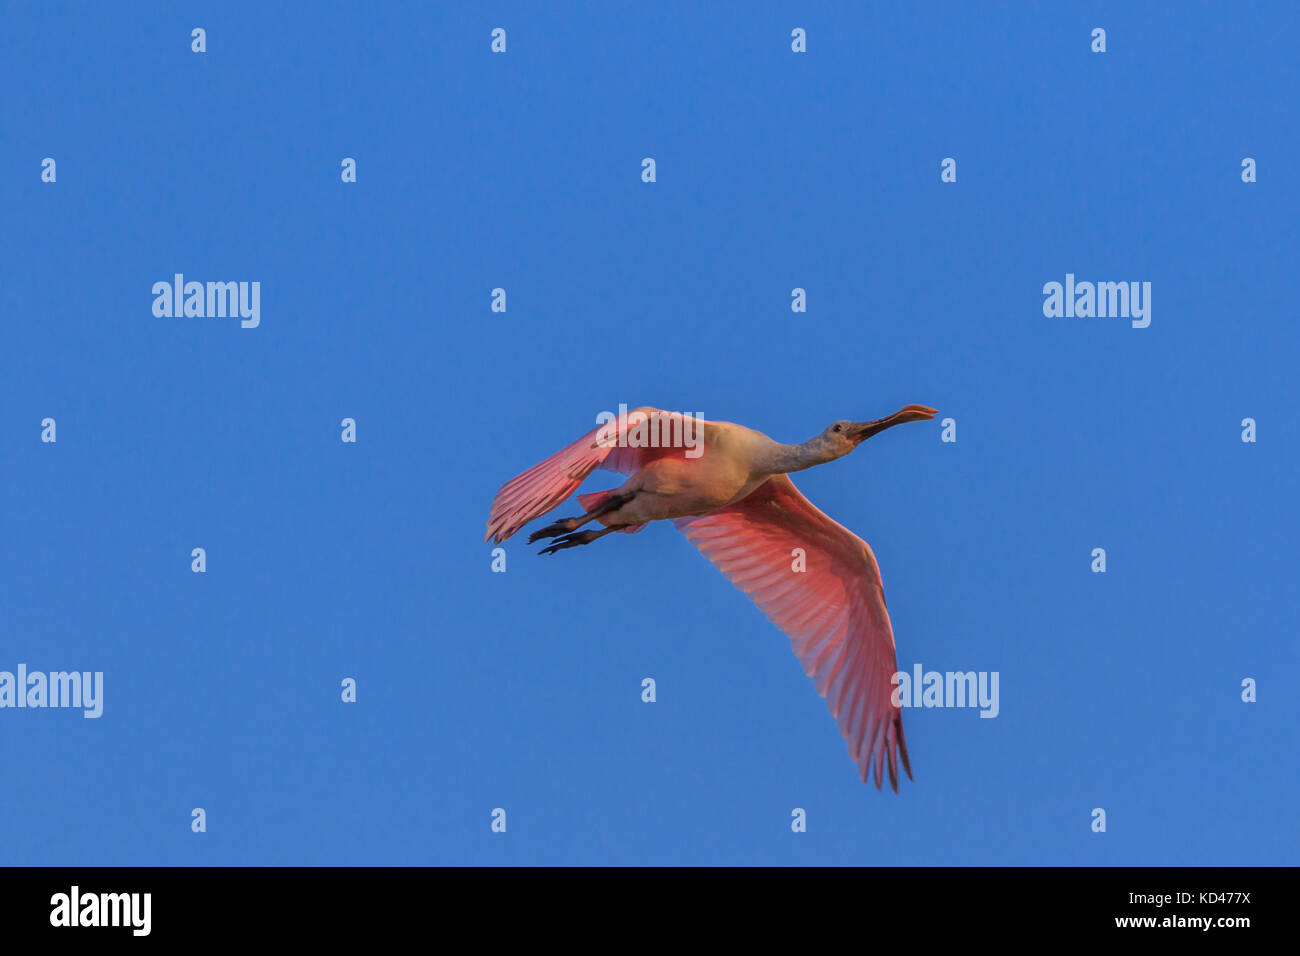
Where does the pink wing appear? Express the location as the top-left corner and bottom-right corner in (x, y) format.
(485, 408), (682, 544)
(674, 475), (913, 790)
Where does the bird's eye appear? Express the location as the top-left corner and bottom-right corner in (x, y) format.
(833, 424), (842, 433)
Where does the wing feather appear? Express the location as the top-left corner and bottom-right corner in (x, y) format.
(674, 475), (913, 790)
(486, 408), (685, 544)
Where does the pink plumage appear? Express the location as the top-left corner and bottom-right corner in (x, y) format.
(485, 404), (935, 788)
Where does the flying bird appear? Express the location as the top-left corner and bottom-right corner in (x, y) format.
(485, 405), (937, 790)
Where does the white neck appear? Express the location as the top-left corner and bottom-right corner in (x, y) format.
(754, 437), (837, 477)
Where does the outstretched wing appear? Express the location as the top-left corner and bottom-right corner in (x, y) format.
(485, 408), (687, 544)
(674, 475), (913, 790)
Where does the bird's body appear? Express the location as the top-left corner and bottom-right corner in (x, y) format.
(485, 404), (937, 790)
(602, 419), (783, 523)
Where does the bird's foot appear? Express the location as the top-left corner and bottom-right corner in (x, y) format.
(538, 530), (605, 555)
(527, 518), (580, 543)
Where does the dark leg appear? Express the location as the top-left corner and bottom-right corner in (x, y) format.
(527, 492), (631, 543)
(538, 527), (618, 555)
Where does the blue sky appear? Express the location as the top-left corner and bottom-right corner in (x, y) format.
(2, 1), (1296, 865)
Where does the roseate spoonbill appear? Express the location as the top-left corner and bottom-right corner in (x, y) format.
(485, 405), (937, 790)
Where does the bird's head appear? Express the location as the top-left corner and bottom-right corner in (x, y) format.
(818, 405), (939, 458)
